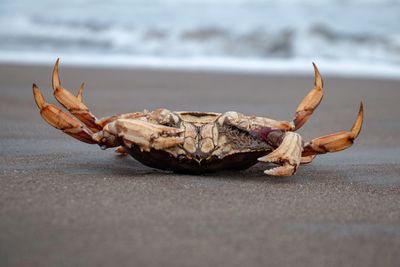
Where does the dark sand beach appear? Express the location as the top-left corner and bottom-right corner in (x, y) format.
(0, 63), (399, 267)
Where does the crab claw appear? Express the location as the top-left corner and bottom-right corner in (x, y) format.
(258, 132), (303, 177)
(302, 102), (364, 157)
(33, 83), (97, 144)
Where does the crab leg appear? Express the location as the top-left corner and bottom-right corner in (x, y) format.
(99, 119), (184, 152)
(218, 64), (323, 132)
(115, 146), (128, 155)
(258, 132), (303, 177)
(302, 102), (364, 158)
(33, 84), (97, 144)
(96, 112), (147, 128)
(95, 109), (181, 155)
(218, 111), (293, 131)
(300, 155), (316, 164)
(52, 59), (102, 132)
(292, 63), (324, 131)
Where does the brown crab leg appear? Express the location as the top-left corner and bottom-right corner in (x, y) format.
(292, 63), (324, 131)
(52, 58), (102, 132)
(302, 102), (364, 157)
(218, 64), (323, 132)
(33, 84), (97, 144)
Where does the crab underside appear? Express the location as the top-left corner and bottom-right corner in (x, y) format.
(32, 59), (363, 177)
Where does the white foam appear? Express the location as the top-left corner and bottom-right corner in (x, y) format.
(0, 51), (399, 80)
(1, 0), (400, 74)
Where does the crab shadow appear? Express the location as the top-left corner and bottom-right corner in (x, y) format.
(71, 154), (320, 185)
(40, 151), (396, 188)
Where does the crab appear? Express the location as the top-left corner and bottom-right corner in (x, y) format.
(32, 59), (363, 177)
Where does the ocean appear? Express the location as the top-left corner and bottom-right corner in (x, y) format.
(1, 0), (400, 77)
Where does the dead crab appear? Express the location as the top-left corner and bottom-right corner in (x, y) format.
(32, 59), (363, 177)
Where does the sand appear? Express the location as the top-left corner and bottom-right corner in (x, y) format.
(0, 63), (400, 267)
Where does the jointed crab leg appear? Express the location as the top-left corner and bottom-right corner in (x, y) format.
(302, 102), (364, 157)
(218, 64), (323, 132)
(98, 119), (184, 152)
(52, 59), (102, 132)
(255, 101), (362, 176)
(96, 112), (147, 128)
(292, 63), (324, 131)
(218, 111), (293, 131)
(33, 84), (97, 144)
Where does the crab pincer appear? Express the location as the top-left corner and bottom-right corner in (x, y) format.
(32, 84), (96, 144)
(258, 132), (303, 177)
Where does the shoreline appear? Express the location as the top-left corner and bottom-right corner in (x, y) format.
(1, 54), (400, 80)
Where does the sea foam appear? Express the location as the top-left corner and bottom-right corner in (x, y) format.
(0, 0), (399, 78)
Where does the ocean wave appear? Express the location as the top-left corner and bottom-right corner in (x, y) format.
(1, 15), (399, 63)
(0, 0), (399, 74)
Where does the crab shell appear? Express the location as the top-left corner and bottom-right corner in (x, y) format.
(113, 111), (277, 174)
(32, 59), (364, 177)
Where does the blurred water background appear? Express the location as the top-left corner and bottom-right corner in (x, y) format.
(1, 0), (400, 77)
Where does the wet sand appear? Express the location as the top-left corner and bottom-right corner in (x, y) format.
(0, 63), (400, 267)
